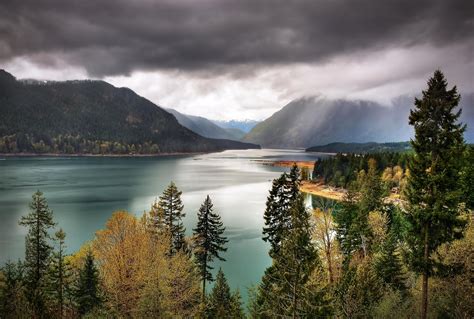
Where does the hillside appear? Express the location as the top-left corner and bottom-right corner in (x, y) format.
(306, 142), (411, 153)
(165, 108), (245, 140)
(0, 70), (259, 154)
(243, 96), (474, 148)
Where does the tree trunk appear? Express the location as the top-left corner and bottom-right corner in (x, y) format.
(421, 225), (429, 319)
(202, 273), (206, 303)
(59, 243), (64, 319)
(326, 247), (333, 285)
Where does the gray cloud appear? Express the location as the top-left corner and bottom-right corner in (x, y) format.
(1, 0), (472, 77)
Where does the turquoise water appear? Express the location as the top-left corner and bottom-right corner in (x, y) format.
(0, 149), (328, 300)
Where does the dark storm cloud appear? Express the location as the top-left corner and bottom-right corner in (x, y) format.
(0, 0), (472, 77)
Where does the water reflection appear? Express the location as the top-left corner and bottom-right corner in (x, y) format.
(0, 149), (330, 300)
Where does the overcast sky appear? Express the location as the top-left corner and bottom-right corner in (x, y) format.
(1, 0), (472, 120)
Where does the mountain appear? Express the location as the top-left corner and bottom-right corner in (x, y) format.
(243, 95), (474, 148)
(165, 108), (245, 140)
(0, 70), (259, 154)
(212, 119), (260, 133)
(222, 127), (247, 140)
(306, 142), (411, 154)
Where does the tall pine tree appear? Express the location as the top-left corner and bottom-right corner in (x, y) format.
(262, 163), (300, 257)
(259, 194), (321, 318)
(159, 182), (186, 254)
(207, 268), (244, 318)
(334, 186), (361, 266)
(48, 229), (73, 318)
(193, 195), (228, 301)
(405, 70), (466, 319)
(19, 190), (56, 317)
(76, 250), (102, 316)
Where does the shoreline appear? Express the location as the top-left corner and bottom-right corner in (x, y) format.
(300, 180), (404, 205)
(0, 152), (210, 158)
(254, 159), (316, 169)
(300, 180), (345, 201)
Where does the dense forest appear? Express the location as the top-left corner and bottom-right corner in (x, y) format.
(0, 70), (258, 154)
(312, 152), (412, 189)
(306, 142), (411, 154)
(1, 72), (472, 318)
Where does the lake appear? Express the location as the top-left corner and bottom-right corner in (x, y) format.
(0, 149), (328, 301)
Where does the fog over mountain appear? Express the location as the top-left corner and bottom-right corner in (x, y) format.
(165, 108), (245, 140)
(244, 94), (474, 148)
(212, 120), (260, 134)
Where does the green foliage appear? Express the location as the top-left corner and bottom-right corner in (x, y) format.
(206, 268), (244, 318)
(259, 193), (326, 318)
(313, 152), (411, 188)
(262, 164), (300, 256)
(372, 288), (412, 319)
(76, 251), (102, 316)
(19, 190), (56, 317)
(336, 259), (384, 318)
(405, 70), (467, 318)
(159, 182), (187, 254)
(334, 188), (361, 264)
(460, 146), (474, 210)
(405, 70), (466, 274)
(48, 228), (74, 318)
(0, 261), (32, 318)
(193, 195), (228, 299)
(307, 141), (412, 154)
(374, 231), (407, 292)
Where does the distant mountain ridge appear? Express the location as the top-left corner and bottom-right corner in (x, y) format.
(0, 70), (259, 154)
(165, 108), (245, 140)
(243, 95), (474, 148)
(306, 142), (411, 154)
(212, 119), (260, 133)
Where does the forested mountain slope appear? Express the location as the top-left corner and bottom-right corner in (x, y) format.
(243, 95), (474, 148)
(0, 70), (259, 154)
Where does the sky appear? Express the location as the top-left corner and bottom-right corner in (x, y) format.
(1, 0), (473, 120)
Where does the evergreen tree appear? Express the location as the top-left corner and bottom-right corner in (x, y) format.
(262, 164), (300, 256)
(356, 159), (384, 257)
(229, 289), (245, 319)
(206, 268), (232, 318)
(0, 261), (31, 318)
(19, 190), (56, 317)
(405, 70), (466, 319)
(48, 229), (73, 318)
(159, 182), (186, 254)
(193, 195), (228, 301)
(374, 231), (407, 293)
(261, 194), (318, 317)
(147, 199), (167, 237)
(334, 186), (360, 266)
(76, 250), (101, 316)
(359, 158), (384, 214)
(336, 259), (384, 318)
(460, 146), (474, 210)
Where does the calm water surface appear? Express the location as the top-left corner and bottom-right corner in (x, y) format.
(0, 149), (328, 300)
